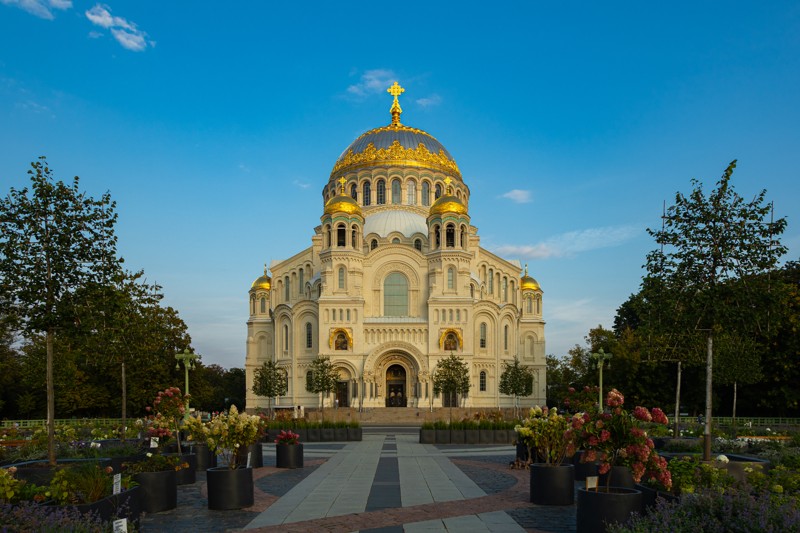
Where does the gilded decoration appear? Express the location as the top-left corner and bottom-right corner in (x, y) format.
(328, 327), (353, 350)
(520, 263), (541, 291)
(438, 328), (463, 351)
(331, 139), (461, 178)
(250, 264), (272, 291)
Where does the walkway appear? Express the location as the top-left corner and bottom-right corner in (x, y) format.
(140, 430), (578, 532)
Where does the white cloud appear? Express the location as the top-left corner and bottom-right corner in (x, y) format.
(416, 94), (442, 108)
(85, 4), (153, 51)
(500, 189), (532, 203)
(293, 179), (311, 189)
(346, 69), (397, 98)
(1, 0), (71, 20)
(493, 225), (640, 259)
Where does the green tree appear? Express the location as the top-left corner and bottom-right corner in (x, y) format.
(499, 357), (533, 419)
(432, 353), (471, 422)
(252, 360), (288, 416)
(305, 356), (338, 418)
(644, 160), (787, 458)
(545, 354), (579, 408)
(0, 319), (22, 417)
(223, 367), (246, 410)
(0, 158), (121, 463)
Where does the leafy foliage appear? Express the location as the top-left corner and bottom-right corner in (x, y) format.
(252, 360), (288, 414)
(499, 357), (533, 418)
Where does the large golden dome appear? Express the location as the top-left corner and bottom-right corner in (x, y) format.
(324, 177), (363, 216)
(330, 82), (461, 179)
(429, 177), (468, 216)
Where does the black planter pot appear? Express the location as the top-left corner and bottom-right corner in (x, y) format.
(572, 452), (598, 481)
(478, 430), (494, 444)
(276, 443), (304, 469)
(635, 483), (679, 511)
(306, 428), (321, 442)
(450, 430), (466, 444)
(206, 466), (254, 510)
(163, 453), (196, 485)
(133, 469), (177, 513)
(465, 430), (480, 444)
(347, 427), (362, 441)
(493, 429), (509, 444)
(72, 485), (141, 528)
(419, 429), (435, 444)
(576, 487), (642, 533)
(321, 428), (335, 441)
(530, 464), (575, 505)
(599, 465), (636, 489)
(110, 453), (148, 474)
(295, 428), (308, 442)
(435, 429), (451, 444)
(189, 443), (217, 471)
(334, 428), (348, 442)
(11, 458), (112, 486)
(236, 443), (263, 468)
(516, 443), (529, 462)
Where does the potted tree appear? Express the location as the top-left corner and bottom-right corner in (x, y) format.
(148, 387), (196, 485)
(123, 452), (185, 513)
(573, 389), (672, 533)
(518, 406), (576, 505)
(204, 406), (261, 510)
(183, 415), (218, 471)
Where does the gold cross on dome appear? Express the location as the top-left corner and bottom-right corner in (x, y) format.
(388, 82), (404, 125)
(338, 176), (346, 193)
(388, 81), (404, 98)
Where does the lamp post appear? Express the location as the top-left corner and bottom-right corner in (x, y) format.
(590, 348), (613, 409)
(175, 348), (200, 418)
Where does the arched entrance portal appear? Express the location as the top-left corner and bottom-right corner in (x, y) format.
(385, 364), (407, 407)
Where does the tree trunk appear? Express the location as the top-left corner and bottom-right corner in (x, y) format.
(732, 381), (738, 431)
(46, 327), (56, 465)
(673, 361), (682, 438)
(121, 361), (127, 443)
(704, 334), (713, 462)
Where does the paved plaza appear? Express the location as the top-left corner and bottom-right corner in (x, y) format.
(141, 428), (577, 532)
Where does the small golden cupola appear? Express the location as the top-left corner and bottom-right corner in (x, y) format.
(324, 177), (363, 217)
(520, 264), (541, 291)
(250, 265), (272, 292)
(429, 177), (468, 217)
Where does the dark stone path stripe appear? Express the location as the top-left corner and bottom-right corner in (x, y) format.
(365, 436), (401, 512)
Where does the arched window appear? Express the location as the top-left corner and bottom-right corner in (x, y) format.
(502, 277), (508, 301)
(384, 272), (409, 316)
(422, 181), (430, 206)
(306, 371), (313, 390)
(527, 296), (533, 314)
(435, 183), (442, 199)
(377, 179), (386, 204)
(346, 309), (351, 321)
(446, 224), (455, 247)
(350, 183), (357, 200)
(488, 269), (494, 295)
(536, 296), (541, 314)
(434, 225), (441, 249)
(337, 225), (346, 247)
(414, 239), (422, 251)
(392, 237), (401, 244)
(480, 371), (487, 392)
(298, 269), (304, 295)
(251, 297), (255, 315)
(470, 285), (475, 298)
(447, 267), (455, 289)
(324, 224), (331, 248)
(305, 322), (313, 348)
(284, 276), (290, 301)
(283, 324), (290, 352)
(504, 325), (509, 350)
(338, 266), (346, 289)
(480, 322), (487, 348)
(363, 181), (371, 206)
(352, 226), (358, 249)
(260, 297), (266, 313)
(391, 179), (401, 204)
(407, 181), (416, 204)
(461, 225), (467, 248)
(371, 239), (378, 250)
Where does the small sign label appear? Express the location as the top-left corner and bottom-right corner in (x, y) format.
(112, 519), (127, 533)
(113, 473), (121, 495)
(150, 437), (159, 448)
(247, 451), (252, 468)
(586, 476), (599, 491)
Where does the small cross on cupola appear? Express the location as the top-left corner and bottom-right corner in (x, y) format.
(387, 81), (404, 126)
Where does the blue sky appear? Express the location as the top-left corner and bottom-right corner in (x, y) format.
(2, 1), (799, 370)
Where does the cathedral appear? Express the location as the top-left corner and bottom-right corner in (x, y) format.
(245, 83), (546, 411)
